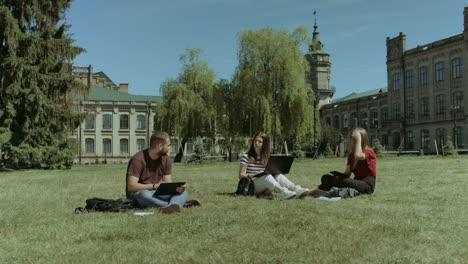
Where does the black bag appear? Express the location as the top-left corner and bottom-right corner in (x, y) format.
(235, 178), (255, 196)
(75, 197), (135, 213)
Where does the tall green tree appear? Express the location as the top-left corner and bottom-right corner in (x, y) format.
(233, 27), (315, 150)
(158, 48), (216, 162)
(213, 79), (247, 161)
(0, 0), (86, 169)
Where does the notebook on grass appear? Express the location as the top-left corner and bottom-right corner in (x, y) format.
(153, 182), (186, 196)
(254, 155), (294, 177)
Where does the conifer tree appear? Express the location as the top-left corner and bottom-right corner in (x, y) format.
(0, 1), (86, 169)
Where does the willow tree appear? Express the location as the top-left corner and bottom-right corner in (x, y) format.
(213, 79), (247, 161)
(0, 1), (87, 169)
(233, 27), (315, 150)
(158, 48), (215, 162)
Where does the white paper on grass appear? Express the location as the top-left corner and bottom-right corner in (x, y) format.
(315, 196), (341, 202)
(128, 211), (155, 216)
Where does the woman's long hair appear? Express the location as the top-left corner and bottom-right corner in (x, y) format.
(348, 128), (370, 154)
(247, 131), (270, 165)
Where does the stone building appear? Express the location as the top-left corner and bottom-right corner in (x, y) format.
(73, 66), (162, 164)
(320, 7), (468, 154)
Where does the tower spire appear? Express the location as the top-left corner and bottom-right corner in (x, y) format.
(313, 12), (319, 40)
(309, 11), (323, 52)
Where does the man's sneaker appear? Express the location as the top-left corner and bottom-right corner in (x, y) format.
(183, 199), (201, 208)
(158, 204), (181, 214)
(279, 188), (297, 200)
(295, 186), (310, 199)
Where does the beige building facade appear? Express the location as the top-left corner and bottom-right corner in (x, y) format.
(73, 66), (161, 164)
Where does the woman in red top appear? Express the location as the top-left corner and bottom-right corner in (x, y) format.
(310, 128), (376, 197)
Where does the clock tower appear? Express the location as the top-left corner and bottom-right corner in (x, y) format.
(305, 18), (333, 109)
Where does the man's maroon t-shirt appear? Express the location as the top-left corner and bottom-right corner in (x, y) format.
(126, 149), (172, 196)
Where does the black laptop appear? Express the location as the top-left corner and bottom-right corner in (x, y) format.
(153, 182), (186, 196)
(254, 155), (294, 177)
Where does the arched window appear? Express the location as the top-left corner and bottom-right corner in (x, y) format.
(136, 115), (146, 130)
(452, 57), (463, 79)
(420, 130), (430, 150)
(406, 131), (414, 150)
(137, 139), (146, 152)
(103, 139), (112, 155)
(102, 114), (112, 129)
(85, 113), (95, 129)
(120, 138), (129, 154)
(120, 114), (129, 129)
(85, 138), (94, 153)
(435, 128), (446, 147)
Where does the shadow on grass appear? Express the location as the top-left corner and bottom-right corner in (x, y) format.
(215, 192), (274, 200)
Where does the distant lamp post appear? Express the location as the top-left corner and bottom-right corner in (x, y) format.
(308, 90), (320, 159)
(314, 95), (320, 158)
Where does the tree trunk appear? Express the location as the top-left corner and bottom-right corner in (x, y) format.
(174, 137), (187, 162)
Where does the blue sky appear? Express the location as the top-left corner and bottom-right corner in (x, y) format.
(67, 0), (468, 99)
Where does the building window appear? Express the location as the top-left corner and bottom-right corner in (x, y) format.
(351, 112), (358, 128)
(452, 57), (463, 79)
(435, 62), (444, 81)
(120, 114), (129, 129)
(406, 131), (414, 150)
(325, 117), (331, 126)
(381, 134), (388, 147)
(360, 111), (368, 128)
(392, 132), (401, 150)
(85, 138), (94, 153)
(136, 115), (146, 130)
(454, 127), (463, 147)
(452, 91), (464, 112)
(120, 138), (129, 154)
(419, 65), (428, 85)
(421, 130), (430, 149)
(371, 110), (378, 128)
(435, 128), (445, 147)
(103, 139), (112, 155)
(342, 115), (348, 129)
(137, 139), (146, 152)
(406, 99), (414, 117)
(405, 69), (414, 88)
(435, 94), (445, 115)
(392, 103), (400, 119)
(381, 108), (388, 127)
(420, 97), (430, 117)
(102, 114), (112, 129)
(85, 113), (95, 129)
(333, 115), (340, 129)
(393, 72), (400, 90)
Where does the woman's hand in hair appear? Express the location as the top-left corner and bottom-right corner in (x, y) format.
(352, 131), (361, 140)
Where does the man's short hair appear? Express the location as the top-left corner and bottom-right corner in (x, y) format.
(150, 131), (170, 147)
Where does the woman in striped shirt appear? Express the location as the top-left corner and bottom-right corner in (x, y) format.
(238, 131), (310, 200)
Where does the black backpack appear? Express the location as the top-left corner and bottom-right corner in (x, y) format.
(235, 178), (255, 196)
(75, 197), (135, 213)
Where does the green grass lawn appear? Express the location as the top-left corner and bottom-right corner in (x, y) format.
(1, 156), (467, 263)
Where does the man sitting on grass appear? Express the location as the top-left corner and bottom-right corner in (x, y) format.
(126, 131), (200, 214)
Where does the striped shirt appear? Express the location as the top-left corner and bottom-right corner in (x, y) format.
(240, 153), (265, 175)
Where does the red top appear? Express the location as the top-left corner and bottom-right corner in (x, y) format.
(347, 148), (377, 177)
